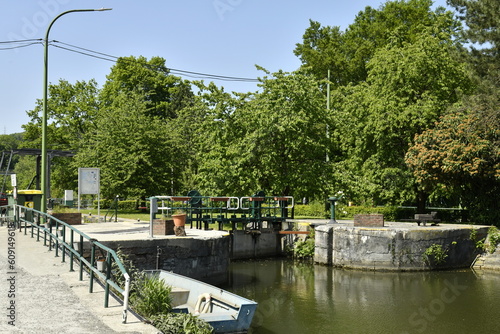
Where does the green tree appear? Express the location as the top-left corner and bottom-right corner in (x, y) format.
(406, 94), (500, 224)
(21, 79), (100, 195)
(447, 0), (499, 90)
(330, 29), (472, 207)
(197, 69), (329, 198)
(294, 0), (460, 85)
(100, 56), (194, 119)
(74, 93), (176, 199)
(192, 82), (254, 195)
(23, 79), (100, 151)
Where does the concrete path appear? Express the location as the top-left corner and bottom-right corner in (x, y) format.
(0, 223), (159, 334)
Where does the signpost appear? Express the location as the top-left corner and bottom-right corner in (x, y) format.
(78, 168), (100, 219)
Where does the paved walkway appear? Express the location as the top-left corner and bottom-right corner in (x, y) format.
(0, 223), (159, 334)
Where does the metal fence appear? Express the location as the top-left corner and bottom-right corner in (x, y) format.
(150, 192), (295, 231)
(4, 205), (131, 323)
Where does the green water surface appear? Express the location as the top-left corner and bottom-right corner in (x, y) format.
(221, 259), (500, 334)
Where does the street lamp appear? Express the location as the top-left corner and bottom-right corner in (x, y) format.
(41, 8), (111, 213)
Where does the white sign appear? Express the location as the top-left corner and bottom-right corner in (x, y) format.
(78, 168), (100, 195)
(10, 174), (17, 187)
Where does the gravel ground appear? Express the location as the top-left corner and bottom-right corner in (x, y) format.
(0, 225), (158, 334)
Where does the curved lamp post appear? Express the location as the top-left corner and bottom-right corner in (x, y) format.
(41, 8), (111, 213)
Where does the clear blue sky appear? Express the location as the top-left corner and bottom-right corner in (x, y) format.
(0, 0), (450, 135)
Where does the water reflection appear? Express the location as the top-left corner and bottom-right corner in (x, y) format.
(221, 259), (500, 334)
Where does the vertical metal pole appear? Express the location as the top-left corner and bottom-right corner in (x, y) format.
(79, 235), (84, 281)
(104, 252), (112, 307)
(61, 226), (65, 263)
(69, 230), (74, 271)
(55, 233), (59, 257)
(149, 197), (158, 238)
(326, 69), (330, 163)
(89, 242), (95, 293)
(48, 223), (53, 251)
(41, 8), (112, 214)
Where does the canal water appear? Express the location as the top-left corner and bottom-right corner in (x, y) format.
(221, 259), (500, 334)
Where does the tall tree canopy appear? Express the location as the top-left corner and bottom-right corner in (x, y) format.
(23, 79), (100, 151)
(100, 56), (194, 119)
(74, 93), (177, 198)
(195, 69), (328, 198)
(294, 0), (460, 85)
(330, 28), (472, 205)
(406, 93), (500, 223)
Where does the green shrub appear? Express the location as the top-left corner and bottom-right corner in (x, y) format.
(93, 199), (140, 211)
(294, 201), (328, 218)
(130, 274), (173, 318)
(294, 236), (315, 259)
(288, 230), (315, 260)
(423, 244), (448, 266)
(151, 313), (214, 334)
(470, 228), (486, 252)
(487, 226), (500, 254)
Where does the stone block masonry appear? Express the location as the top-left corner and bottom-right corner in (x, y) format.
(354, 214), (384, 227)
(83, 236), (230, 285)
(315, 223), (489, 271)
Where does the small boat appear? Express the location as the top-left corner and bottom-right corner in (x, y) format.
(145, 270), (257, 333)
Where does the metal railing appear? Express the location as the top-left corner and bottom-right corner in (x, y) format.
(10, 205), (131, 323)
(149, 193), (295, 231)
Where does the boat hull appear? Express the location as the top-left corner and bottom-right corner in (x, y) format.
(145, 270), (257, 333)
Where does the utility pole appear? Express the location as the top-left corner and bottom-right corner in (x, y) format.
(326, 69), (331, 162)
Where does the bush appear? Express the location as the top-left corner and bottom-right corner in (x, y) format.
(293, 235), (315, 259)
(93, 199), (140, 211)
(423, 244), (449, 266)
(151, 313), (214, 334)
(130, 274), (173, 318)
(487, 226), (500, 254)
(294, 201), (328, 218)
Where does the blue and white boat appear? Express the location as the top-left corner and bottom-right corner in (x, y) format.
(145, 270), (257, 333)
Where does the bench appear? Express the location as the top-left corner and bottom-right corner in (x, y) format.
(401, 212), (440, 226)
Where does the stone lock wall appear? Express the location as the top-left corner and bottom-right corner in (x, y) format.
(84, 235), (230, 285)
(315, 224), (489, 271)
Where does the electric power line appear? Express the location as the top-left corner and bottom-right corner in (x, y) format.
(0, 38), (42, 44)
(0, 39), (42, 50)
(0, 37), (259, 83)
(51, 40), (260, 83)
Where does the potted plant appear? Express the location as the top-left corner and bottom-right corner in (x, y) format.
(172, 209), (187, 236)
(172, 210), (187, 227)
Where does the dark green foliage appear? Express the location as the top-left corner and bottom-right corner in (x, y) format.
(423, 244), (449, 266)
(93, 199), (138, 211)
(294, 201), (329, 218)
(130, 274), (172, 318)
(293, 233), (316, 260)
(487, 226), (500, 254)
(150, 313), (214, 334)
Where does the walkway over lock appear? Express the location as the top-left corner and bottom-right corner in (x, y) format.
(149, 191), (295, 231)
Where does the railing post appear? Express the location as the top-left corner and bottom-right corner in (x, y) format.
(104, 251), (112, 307)
(79, 235), (84, 281)
(61, 226), (66, 263)
(48, 223), (53, 251)
(89, 240), (96, 293)
(55, 227), (59, 257)
(23, 208), (27, 236)
(69, 230), (74, 272)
